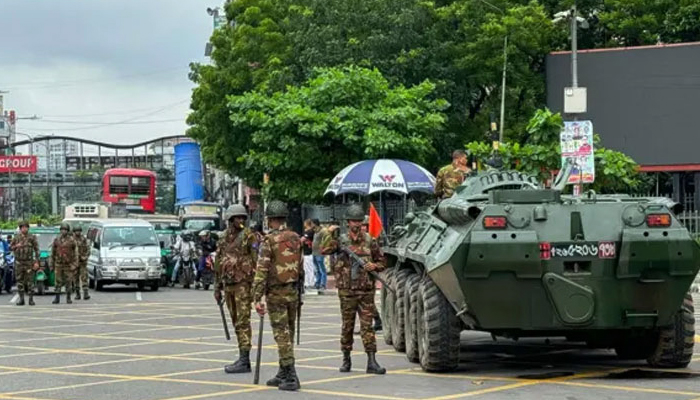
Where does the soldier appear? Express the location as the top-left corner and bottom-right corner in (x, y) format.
(434, 149), (471, 199)
(50, 223), (79, 304)
(10, 221), (40, 306)
(321, 204), (387, 374)
(360, 216), (382, 332)
(253, 200), (303, 391)
(73, 225), (91, 300)
(214, 204), (259, 374)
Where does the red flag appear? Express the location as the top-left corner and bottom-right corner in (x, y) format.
(368, 203), (383, 239)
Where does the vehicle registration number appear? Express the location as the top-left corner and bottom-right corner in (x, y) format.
(123, 271), (140, 279)
(540, 241), (616, 260)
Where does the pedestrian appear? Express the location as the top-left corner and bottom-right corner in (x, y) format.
(197, 230), (217, 289)
(252, 200), (303, 391)
(213, 204), (259, 374)
(10, 221), (39, 306)
(311, 218), (327, 294)
(321, 203), (387, 375)
(434, 149), (471, 199)
(72, 225), (91, 300)
(301, 219), (316, 290)
(50, 223), (79, 304)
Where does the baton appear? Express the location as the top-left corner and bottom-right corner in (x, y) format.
(254, 314), (264, 384)
(218, 299), (231, 341)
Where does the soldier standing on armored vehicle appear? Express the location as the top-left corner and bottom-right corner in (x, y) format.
(321, 204), (387, 375)
(73, 225), (90, 300)
(434, 150), (470, 199)
(11, 221), (40, 306)
(253, 200), (304, 391)
(214, 204), (259, 374)
(50, 223), (79, 304)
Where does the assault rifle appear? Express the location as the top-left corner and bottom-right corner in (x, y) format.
(338, 245), (395, 294)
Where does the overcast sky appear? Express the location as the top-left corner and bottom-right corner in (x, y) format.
(0, 0), (215, 145)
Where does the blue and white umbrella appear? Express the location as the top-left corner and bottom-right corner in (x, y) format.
(324, 159), (436, 196)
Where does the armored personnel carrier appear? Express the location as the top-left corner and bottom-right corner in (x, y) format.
(380, 167), (698, 372)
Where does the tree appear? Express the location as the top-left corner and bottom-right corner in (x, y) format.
(466, 108), (645, 193)
(222, 66), (448, 203)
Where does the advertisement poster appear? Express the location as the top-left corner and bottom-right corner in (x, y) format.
(560, 120), (595, 184)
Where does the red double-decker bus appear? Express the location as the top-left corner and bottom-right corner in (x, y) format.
(102, 168), (157, 213)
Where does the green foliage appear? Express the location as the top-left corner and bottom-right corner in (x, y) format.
(0, 215), (61, 230)
(467, 108), (644, 193)
(225, 66), (448, 202)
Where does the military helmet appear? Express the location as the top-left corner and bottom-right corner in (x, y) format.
(344, 204), (365, 221)
(265, 200), (288, 218)
(73, 224), (83, 232)
(60, 222), (71, 231)
(225, 204), (248, 220)
(18, 220), (29, 228)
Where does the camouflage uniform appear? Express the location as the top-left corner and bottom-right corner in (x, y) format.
(215, 206), (259, 373)
(50, 225), (79, 304)
(321, 204), (387, 374)
(73, 231), (90, 300)
(10, 228), (40, 306)
(434, 163), (468, 199)
(252, 200), (303, 391)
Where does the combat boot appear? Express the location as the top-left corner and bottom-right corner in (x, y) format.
(16, 293), (25, 306)
(75, 288), (81, 300)
(83, 289), (90, 300)
(28, 294), (35, 306)
(224, 350), (251, 373)
(52, 293), (60, 304)
(278, 364), (300, 391)
(339, 350), (351, 372)
(366, 352), (386, 375)
(266, 366), (286, 387)
(66, 291), (72, 304)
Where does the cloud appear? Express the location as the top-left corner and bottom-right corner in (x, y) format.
(0, 0), (216, 144)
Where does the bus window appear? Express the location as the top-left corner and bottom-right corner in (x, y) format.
(131, 177), (151, 195)
(109, 176), (129, 194)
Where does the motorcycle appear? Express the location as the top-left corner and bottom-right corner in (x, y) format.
(196, 252), (215, 291)
(173, 251), (196, 289)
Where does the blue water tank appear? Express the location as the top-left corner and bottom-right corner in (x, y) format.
(174, 142), (204, 204)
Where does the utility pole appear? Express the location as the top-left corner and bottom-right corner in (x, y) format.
(499, 35), (508, 142)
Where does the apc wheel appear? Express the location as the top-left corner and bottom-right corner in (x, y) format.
(417, 275), (460, 372)
(404, 273), (421, 363)
(647, 293), (695, 368)
(391, 268), (413, 352)
(380, 268), (395, 346)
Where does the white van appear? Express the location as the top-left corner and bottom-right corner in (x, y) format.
(86, 219), (162, 291)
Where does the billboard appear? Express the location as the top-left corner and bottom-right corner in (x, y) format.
(0, 156), (38, 173)
(560, 120), (595, 184)
(546, 43), (700, 166)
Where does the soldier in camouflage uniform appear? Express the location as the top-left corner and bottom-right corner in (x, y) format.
(214, 203), (259, 374)
(321, 204), (387, 374)
(10, 221), (40, 306)
(73, 225), (91, 300)
(434, 150), (471, 199)
(253, 200), (304, 391)
(50, 223), (79, 304)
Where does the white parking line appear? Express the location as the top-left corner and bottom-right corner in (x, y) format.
(9, 294), (18, 304)
(136, 292), (142, 302)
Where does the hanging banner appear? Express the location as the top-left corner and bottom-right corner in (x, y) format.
(560, 120), (595, 184)
(0, 155), (38, 173)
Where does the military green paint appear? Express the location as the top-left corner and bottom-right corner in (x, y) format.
(384, 170), (700, 336)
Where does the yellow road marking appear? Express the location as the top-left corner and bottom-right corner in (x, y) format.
(302, 368), (413, 386)
(150, 387), (268, 400)
(424, 381), (538, 400)
(302, 389), (409, 400)
(393, 370), (522, 382)
(695, 335), (700, 343)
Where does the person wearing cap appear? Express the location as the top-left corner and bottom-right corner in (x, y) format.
(197, 230), (217, 289)
(10, 221), (39, 306)
(50, 223), (79, 304)
(72, 225), (91, 300)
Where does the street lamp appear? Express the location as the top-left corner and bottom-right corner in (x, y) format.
(553, 2), (589, 113)
(475, 0), (508, 143)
